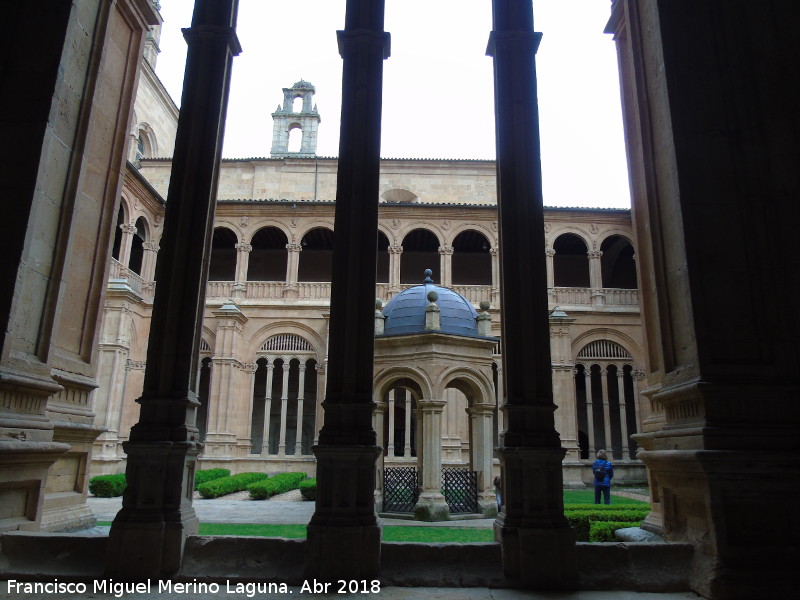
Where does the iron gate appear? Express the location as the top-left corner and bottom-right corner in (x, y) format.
(442, 467), (478, 514)
(383, 467), (419, 513)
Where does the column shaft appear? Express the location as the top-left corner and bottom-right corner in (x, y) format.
(601, 368), (613, 453)
(106, 0), (241, 579)
(388, 390), (396, 458)
(617, 371), (629, 458)
(278, 357), (290, 456)
(403, 395), (412, 457)
(584, 369), (596, 455)
(261, 361), (274, 454)
(294, 364), (306, 454)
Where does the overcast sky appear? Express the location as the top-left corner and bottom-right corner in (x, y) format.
(155, 0), (629, 208)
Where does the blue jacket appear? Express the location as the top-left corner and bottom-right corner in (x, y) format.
(592, 459), (613, 487)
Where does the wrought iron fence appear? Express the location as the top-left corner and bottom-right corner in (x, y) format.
(441, 467), (478, 514)
(383, 467), (419, 513)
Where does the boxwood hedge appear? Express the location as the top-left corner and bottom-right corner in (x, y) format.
(197, 472), (268, 499)
(194, 468), (230, 490)
(89, 473), (127, 497)
(565, 506), (648, 541)
(248, 472), (308, 500)
(299, 478), (316, 501)
(589, 520), (643, 542)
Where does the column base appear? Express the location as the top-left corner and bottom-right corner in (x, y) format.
(477, 494), (498, 518)
(413, 492), (450, 522)
(306, 444), (382, 581)
(494, 517), (577, 588)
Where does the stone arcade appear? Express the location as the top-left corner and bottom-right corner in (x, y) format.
(0, 1), (797, 598)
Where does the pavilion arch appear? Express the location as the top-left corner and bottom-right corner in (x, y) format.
(248, 225), (288, 281)
(297, 226), (334, 282)
(208, 226), (239, 281)
(373, 366), (431, 402)
(553, 232), (590, 287)
(450, 228), (493, 286)
(435, 367), (495, 406)
(374, 368), (430, 462)
(400, 227), (442, 284)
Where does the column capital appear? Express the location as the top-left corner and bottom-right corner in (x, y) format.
(490, 247), (499, 257)
(438, 245), (454, 255)
(142, 241), (160, 252)
(120, 223), (137, 234)
(545, 248), (556, 257)
(388, 244), (403, 254)
(588, 250), (603, 259)
(286, 243), (303, 252)
(235, 242), (252, 252)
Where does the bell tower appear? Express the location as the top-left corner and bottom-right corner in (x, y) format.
(270, 80), (320, 158)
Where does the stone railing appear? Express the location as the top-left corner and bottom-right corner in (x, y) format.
(297, 282), (331, 300)
(451, 284), (493, 304)
(206, 281), (234, 299)
(108, 258), (153, 300)
(552, 287), (592, 306)
(245, 282), (285, 300)
(603, 288), (639, 306)
(552, 287), (639, 310)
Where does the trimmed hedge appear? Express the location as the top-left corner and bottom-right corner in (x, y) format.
(248, 472), (308, 500)
(194, 468), (230, 490)
(299, 478), (316, 501)
(565, 507), (648, 541)
(89, 473), (127, 498)
(197, 472), (268, 499)
(589, 520), (643, 542)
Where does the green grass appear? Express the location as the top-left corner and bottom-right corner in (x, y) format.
(563, 489), (648, 505)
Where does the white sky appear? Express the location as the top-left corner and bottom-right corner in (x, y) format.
(155, 0), (630, 208)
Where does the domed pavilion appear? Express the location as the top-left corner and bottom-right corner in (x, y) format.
(373, 270), (498, 521)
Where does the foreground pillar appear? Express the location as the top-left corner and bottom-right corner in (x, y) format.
(488, 0), (576, 587)
(106, 0), (240, 578)
(305, 0), (389, 582)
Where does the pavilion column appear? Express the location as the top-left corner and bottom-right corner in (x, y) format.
(488, 0), (576, 586)
(283, 243), (302, 298)
(438, 245), (453, 287)
(277, 356), (291, 456)
(588, 250), (605, 308)
(261, 359), (274, 454)
(545, 248), (556, 302)
(387, 390), (396, 458)
(294, 363), (306, 454)
(117, 223), (137, 269)
(468, 403), (498, 517)
(203, 301), (248, 457)
(313, 362), (325, 445)
(388, 244), (402, 295)
(413, 398), (449, 521)
(489, 247), (500, 304)
(306, 0), (388, 581)
(141, 240), (160, 282)
(403, 393), (413, 458)
(106, 0), (240, 578)
(617, 369), (629, 460)
(583, 367), (596, 455)
(373, 398), (387, 511)
(600, 368), (613, 454)
(232, 241), (251, 298)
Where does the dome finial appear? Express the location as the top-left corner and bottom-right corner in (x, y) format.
(423, 268), (434, 284)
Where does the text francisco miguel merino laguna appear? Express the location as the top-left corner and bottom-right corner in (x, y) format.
(6, 578), (383, 596)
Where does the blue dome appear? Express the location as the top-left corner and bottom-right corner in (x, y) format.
(381, 270), (480, 338)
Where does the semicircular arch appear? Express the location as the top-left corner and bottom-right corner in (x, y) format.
(373, 366), (433, 402)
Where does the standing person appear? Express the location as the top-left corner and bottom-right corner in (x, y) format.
(593, 449), (614, 504)
(494, 475), (502, 512)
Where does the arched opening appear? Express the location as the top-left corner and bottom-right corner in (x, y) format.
(247, 226), (288, 281)
(442, 387), (469, 464)
(553, 233), (590, 287)
(452, 230), (492, 285)
(292, 96), (303, 114)
(376, 230), (390, 284)
(197, 356), (211, 441)
(287, 124), (302, 153)
(128, 217), (148, 275)
(208, 227), (237, 281)
(384, 386), (417, 459)
(400, 228), (440, 284)
(111, 205), (124, 260)
(600, 235), (637, 289)
(298, 227), (334, 282)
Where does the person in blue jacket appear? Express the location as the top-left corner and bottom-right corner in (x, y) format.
(593, 449), (614, 504)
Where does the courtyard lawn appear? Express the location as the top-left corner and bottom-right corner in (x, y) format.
(563, 489), (648, 505)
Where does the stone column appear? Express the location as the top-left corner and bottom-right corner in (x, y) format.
(277, 356), (291, 456)
(490, 247), (500, 304)
(388, 390), (396, 458)
(233, 241), (251, 298)
(600, 368), (613, 454)
(388, 244), (402, 295)
(306, 0), (388, 581)
(313, 362), (325, 446)
(117, 223), (137, 269)
(617, 369), (629, 459)
(438, 245), (453, 287)
(468, 403), (497, 517)
(488, 0), (576, 585)
(106, 0), (240, 578)
(588, 250), (605, 308)
(261, 359), (274, 454)
(545, 248), (556, 303)
(413, 398), (449, 521)
(583, 368), (596, 455)
(403, 394), (412, 457)
(203, 301), (248, 457)
(141, 240), (160, 282)
(283, 243), (302, 298)
(294, 363), (306, 455)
